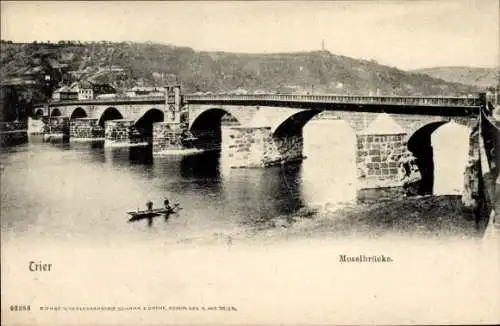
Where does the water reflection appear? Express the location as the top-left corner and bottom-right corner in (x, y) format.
(129, 146), (153, 165)
(45, 138), (72, 150)
(220, 163), (305, 226)
(1, 133), (28, 147)
(150, 152), (222, 196)
(103, 146), (153, 167)
(179, 151), (220, 180)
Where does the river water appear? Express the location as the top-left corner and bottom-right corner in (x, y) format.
(0, 119), (470, 245)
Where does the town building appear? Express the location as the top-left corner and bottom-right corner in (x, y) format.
(52, 85), (78, 101)
(68, 81), (117, 100)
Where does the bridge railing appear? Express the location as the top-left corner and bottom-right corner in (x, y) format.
(42, 93), (482, 108)
(183, 94), (482, 107)
(48, 96), (166, 106)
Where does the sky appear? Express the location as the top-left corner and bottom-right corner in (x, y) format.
(1, 0), (499, 70)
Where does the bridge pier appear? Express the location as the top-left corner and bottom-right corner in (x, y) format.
(70, 118), (104, 141)
(354, 114), (418, 201)
(221, 126), (304, 168)
(43, 117), (70, 142)
(152, 122), (187, 154)
(356, 133), (407, 185)
(104, 119), (146, 147)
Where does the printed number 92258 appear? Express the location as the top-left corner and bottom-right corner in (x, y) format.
(10, 305), (31, 311)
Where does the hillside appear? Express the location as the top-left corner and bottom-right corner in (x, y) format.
(412, 67), (499, 89)
(1, 41), (481, 101)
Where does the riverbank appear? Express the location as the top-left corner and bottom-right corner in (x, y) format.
(259, 195), (483, 239)
(172, 194), (496, 247)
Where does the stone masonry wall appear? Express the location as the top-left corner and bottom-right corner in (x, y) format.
(152, 122), (185, 153)
(462, 120), (481, 209)
(264, 134), (304, 166)
(356, 133), (407, 188)
(70, 118), (104, 139)
(104, 120), (133, 145)
(221, 126), (304, 168)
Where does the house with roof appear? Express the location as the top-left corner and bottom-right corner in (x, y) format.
(70, 81), (117, 100)
(52, 85), (78, 101)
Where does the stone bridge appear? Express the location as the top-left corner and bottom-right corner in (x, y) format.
(34, 89), (497, 210)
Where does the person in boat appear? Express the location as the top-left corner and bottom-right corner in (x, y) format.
(164, 198), (172, 212)
(146, 200), (153, 211)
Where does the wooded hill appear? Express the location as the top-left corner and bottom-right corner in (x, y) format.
(412, 67), (499, 90)
(1, 40), (482, 101)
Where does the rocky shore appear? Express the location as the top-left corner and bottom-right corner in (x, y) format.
(250, 195), (482, 240)
(172, 193), (496, 248)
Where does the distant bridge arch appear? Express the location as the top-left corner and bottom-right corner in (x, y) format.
(70, 107), (88, 119)
(34, 108), (44, 118)
(98, 107), (123, 127)
(50, 108), (62, 117)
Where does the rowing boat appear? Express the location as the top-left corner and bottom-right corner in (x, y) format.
(127, 204), (181, 222)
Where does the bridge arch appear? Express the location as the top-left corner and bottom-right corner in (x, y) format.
(407, 120), (470, 195)
(134, 108), (164, 139)
(34, 108), (44, 119)
(189, 107), (241, 129)
(189, 108), (240, 150)
(50, 108), (62, 117)
(98, 107), (123, 127)
(70, 107), (88, 119)
(133, 108), (163, 124)
(272, 110), (321, 138)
